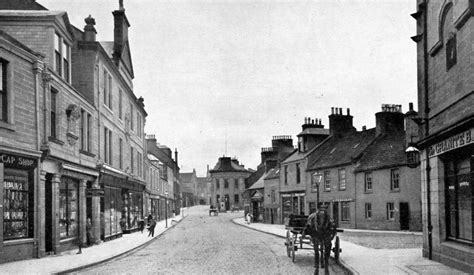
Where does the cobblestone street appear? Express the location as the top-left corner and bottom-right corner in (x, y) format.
(78, 206), (347, 274)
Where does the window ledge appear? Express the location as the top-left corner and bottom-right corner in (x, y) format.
(48, 136), (65, 145)
(3, 238), (34, 246)
(79, 149), (96, 158)
(0, 121), (15, 132)
(364, 190), (373, 194)
(390, 189), (400, 193)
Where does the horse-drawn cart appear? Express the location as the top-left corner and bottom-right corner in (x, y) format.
(284, 214), (342, 265)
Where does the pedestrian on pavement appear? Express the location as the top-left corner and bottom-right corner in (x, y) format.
(147, 214), (153, 226)
(148, 217), (156, 237)
(247, 212), (252, 224)
(86, 217), (92, 246)
(139, 216), (145, 233)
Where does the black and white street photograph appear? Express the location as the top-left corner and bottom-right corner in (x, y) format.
(0, 0), (472, 274)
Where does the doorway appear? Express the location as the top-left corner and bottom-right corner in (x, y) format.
(399, 202), (410, 230)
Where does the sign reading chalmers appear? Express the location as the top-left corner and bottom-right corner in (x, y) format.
(0, 153), (37, 169)
(428, 127), (473, 157)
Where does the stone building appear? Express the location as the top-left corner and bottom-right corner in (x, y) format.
(180, 169), (198, 207)
(306, 106), (421, 231)
(145, 152), (162, 221)
(71, 6), (147, 238)
(412, 1), (474, 272)
(146, 136), (180, 220)
(0, 9), (101, 257)
(0, 30), (44, 262)
(279, 118), (329, 223)
(210, 156), (251, 211)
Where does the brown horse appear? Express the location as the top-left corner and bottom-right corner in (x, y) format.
(305, 208), (337, 274)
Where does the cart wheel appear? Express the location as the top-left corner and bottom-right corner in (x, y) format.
(291, 239), (296, 263)
(334, 236), (341, 262)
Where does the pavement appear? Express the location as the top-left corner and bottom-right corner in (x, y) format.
(232, 217), (468, 275)
(0, 212), (185, 275)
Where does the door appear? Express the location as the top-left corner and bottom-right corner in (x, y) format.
(400, 202), (410, 230)
(224, 194), (230, 210)
(45, 174), (53, 253)
(332, 202), (339, 227)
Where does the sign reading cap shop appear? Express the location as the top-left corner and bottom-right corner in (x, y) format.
(428, 128), (473, 157)
(0, 153), (37, 169)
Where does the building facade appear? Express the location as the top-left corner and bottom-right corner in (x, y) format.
(180, 169), (198, 207)
(413, 1), (474, 272)
(210, 156), (251, 211)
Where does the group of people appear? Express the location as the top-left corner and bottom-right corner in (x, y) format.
(139, 214), (157, 237)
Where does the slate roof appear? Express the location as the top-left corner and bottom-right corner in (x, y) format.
(354, 131), (407, 172)
(210, 157), (248, 173)
(264, 168), (280, 180)
(248, 170), (271, 190)
(179, 172), (194, 183)
(307, 129), (377, 170)
(297, 127), (330, 136)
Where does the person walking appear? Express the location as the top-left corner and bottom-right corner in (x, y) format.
(86, 217), (92, 246)
(148, 217), (156, 237)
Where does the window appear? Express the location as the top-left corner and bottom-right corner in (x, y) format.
(104, 127), (112, 164)
(311, 171), (322, 192)
(137, 112), (141, 137)
(338, 168), (346, 190)
(54, 33), (70, 82)
(284, 166), (288, 185)
(119, 138), (123, 169)
(3, 169), (33, 240)
(445, 155), (472, 242)
(324, 171), (331, 191)
(119, 89), (123, 119)
(341, 202), (350, 221)
(387, 202), (395, 220)
(80, 109), (91, 152)
(50, 88), (58, 138)
(390, 168), (400, 190)
(296, 163), (301, 184)
(54, 33), (61, 76)
(224, 179), (229, 189)
(62, 41), (70, 82)
(364, 172), (372, 192)
(130, 147), (134, 174)
(130, 103), (134, 131)
(271, 190), (276, 203)
(216, 179), (220, 190)
(442, 4), (456, 71)
(234, 194), (239, 204)
(365, 203), (372, 219)
(137, 152), (142, 177)
(59, 177), (79, 239)
(234, 181), (239, 189)
(0, 59), (8, 122)
(103, 70), (112, 109)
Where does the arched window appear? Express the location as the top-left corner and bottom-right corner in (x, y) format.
(440, 3), (456, 70)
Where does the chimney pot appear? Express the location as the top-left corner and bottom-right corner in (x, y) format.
(331, 107), (334, 115)
(84, 15), (97, 41)
(339, 108), (342, 115)
(362, 126), (366, 130)
(409, 102), (413, 111)
(347, 108), (350, 116)
(311, 119), (314, 124)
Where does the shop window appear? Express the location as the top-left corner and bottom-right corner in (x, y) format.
(390, 168), (400, 191)
(365, 172), (372, 192)
(365, 203), (372, 219)
(59, 177), (78, 239)
(3, 169), (33, 240)
(0, 59), (8, 122)
(324, 171), (331, 191)
(339, 168), (346, 190)
(296, 163), (300, 184)
(445, 155), (473, 242)
(386, 202), (395, 220)
(341, 202), (350, 221)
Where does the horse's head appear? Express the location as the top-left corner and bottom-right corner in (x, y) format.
(314, 209), (330, 231)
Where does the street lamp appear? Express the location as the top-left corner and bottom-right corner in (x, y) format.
(164, 191), (168, 228)
(312, 171), (323, 210)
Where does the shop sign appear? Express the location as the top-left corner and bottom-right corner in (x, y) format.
(428, 127), (473, 157)
(87, 189), (105, 197)
(0, 153), (37, 169)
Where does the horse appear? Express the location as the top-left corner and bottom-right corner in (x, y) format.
(304, 208), (337, 275)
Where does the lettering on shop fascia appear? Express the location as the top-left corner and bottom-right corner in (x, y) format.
(0, 153), (37, 169)
(428, 127), (473, 157)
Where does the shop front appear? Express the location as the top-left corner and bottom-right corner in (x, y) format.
(250, 190), (264, 222)
(281, 192), (305, 225)
(420, 126), (473, 272)
(0, 151), (39, 263)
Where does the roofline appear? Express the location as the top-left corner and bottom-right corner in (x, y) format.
(353, 162), (408, 173)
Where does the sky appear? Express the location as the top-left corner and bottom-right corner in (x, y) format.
(39, 0), (417, 177)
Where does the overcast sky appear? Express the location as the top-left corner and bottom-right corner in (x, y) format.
(40, 0), (416, 176)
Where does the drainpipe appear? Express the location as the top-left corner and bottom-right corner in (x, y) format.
(33, 60), (42, 258)
(421, 0), (433, 260)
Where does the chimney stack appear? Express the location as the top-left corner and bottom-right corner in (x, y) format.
(329, 107), (355, 136)
(174, 148), (178, 166)
(112, 6), (130, 62)
(375, 104), (404, 136)
(84, 15), (97, 41)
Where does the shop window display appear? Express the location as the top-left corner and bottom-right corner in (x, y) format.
(3, 169), (32, 240)
(59, 177), (78, 239)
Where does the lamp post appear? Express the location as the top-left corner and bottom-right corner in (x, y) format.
(312, 171), (323, 210)
(164, 191), (168, 228)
